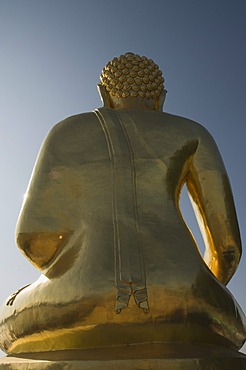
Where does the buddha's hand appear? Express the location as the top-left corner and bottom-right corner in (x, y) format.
(6, 284), (30, 306)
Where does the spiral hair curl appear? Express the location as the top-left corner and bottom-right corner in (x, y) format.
(100, 52), (165, 99)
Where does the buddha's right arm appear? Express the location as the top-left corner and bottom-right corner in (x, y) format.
(186, 126), (241, 285)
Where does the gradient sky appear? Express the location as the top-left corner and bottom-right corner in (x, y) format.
(0, 0), (245, 355)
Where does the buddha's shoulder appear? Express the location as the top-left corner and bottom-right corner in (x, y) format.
(158, 111), (208, 132)
(41, 112), (101, 146)
(49, 112), (99, 134)
(44, 110), (212, 143)
(132, 110), (212, 140)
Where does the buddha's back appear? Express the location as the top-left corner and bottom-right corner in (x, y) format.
(0, 108), (244, 354)
(0, 53), (245, 361)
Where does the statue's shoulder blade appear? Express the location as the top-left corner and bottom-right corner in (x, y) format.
(48, 112), (98, 137)
(39, 112), (100, 151)
(160, 112), (204, 131)
(162, 112), (219, 147)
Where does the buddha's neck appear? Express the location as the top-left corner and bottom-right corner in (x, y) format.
(109, 96), (157, 111)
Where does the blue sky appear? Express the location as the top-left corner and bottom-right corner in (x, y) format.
(0, 0), (246, 355)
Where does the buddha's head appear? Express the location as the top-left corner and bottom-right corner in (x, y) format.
(98, 52), (166, 111)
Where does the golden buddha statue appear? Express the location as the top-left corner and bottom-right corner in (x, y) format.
(0, 52), (245, 368)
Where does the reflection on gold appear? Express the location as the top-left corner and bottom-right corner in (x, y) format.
(0, 53), (245, 368)
(17, 232), (71, 270)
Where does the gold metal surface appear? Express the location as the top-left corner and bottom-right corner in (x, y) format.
(0, 53), (245, 361)
(1, 344), (246, 369)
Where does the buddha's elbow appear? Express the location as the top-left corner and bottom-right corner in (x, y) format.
(16, 231), (70, 270)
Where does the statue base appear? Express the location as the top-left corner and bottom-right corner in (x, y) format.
(0, 344), (246, 369)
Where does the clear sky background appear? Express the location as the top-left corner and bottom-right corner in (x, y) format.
(0, 0), (245, 356)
